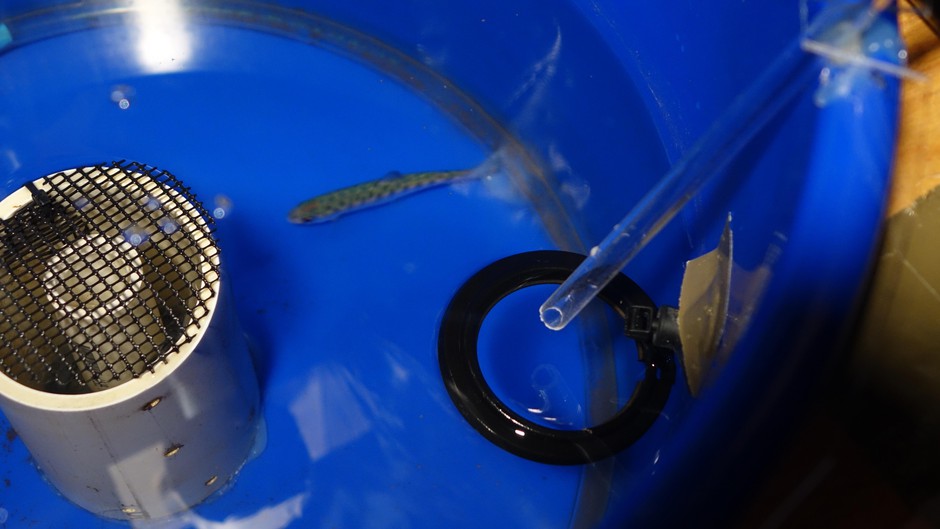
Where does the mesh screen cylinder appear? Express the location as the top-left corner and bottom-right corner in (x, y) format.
(0, 163), (260, 520)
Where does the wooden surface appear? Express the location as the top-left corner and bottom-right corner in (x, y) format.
(888, 8), (940, 215)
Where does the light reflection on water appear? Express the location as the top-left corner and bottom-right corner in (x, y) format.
(288, 365), (373, 462)
(520, 363), (583, 428)
(133, 494), (308, 529)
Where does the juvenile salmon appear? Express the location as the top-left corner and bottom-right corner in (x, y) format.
(287, 169), (471, 224)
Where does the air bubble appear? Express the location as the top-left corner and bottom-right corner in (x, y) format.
(213, 195), (232, 219)
(159, 217), (179, 235)
(110, 84), (135, 110)
(141, 194), (161, 211)
(73, 196), (91, 211)
(123, 225), (149, 247)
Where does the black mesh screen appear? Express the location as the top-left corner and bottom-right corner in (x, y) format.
(0, 161), (220, 394)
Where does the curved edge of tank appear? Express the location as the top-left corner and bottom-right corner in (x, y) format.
(613, 43), (902, 529)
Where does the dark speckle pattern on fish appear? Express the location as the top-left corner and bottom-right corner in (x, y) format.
(288, 169), (472, 224)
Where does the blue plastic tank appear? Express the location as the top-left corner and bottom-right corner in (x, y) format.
(0, 1), (899, 527)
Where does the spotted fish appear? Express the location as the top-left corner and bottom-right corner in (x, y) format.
(287, 169), (472, 224)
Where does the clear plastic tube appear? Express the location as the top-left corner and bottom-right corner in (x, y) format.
(539, 4), (888, 331)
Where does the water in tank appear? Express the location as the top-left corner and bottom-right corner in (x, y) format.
(0, 1), (901, 527)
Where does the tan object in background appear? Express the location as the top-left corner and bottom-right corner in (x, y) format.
(853, 186), (940, 415)
(887, 6), (940, 214)
(678, 219), (733, 396)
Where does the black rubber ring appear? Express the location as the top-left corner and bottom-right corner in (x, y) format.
(438, 250), (675, 465)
